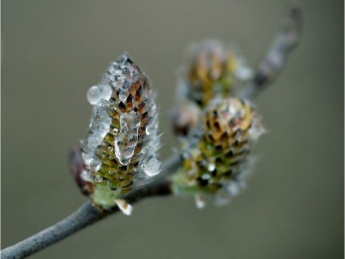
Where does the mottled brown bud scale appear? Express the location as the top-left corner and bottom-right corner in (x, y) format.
(79, 54), (161, 208)
(173, 97), (264, 196)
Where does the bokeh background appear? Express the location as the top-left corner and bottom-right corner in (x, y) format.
(2, 0), (343, 258)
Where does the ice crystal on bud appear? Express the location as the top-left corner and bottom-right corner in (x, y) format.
(172, 97), (264, 206)
(74, 54), (161, 210)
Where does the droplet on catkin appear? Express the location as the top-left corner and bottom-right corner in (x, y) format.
(87, 85), (101, 105)
(94, 175), (103, 183)
(89, 159), (101, 171)
(115, 113), (140, 165)
(99, 84), (112, 100)
(141, 154), (161, 177)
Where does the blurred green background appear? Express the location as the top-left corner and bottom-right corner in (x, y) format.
(2, 0), (343, 258)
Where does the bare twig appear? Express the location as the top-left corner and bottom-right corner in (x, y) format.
(239, 4), (302, 100)
(1, 154), (182, 259)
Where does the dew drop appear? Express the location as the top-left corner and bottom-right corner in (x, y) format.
(115, 114), (140, 165)
(112, 128), (119, 135)
(81, 152), (93, 166)
(207, 163), (215, 172)
(145, 115), (157, 135)
(118, 90), (128, 103)
(99, 85), (112, 100)
(94, 175), (103, 183)
(89, 159), (101, 171)
(87, 85), (101, 105)
(141, 155), (161, 177)
(81, 170), (91, 181)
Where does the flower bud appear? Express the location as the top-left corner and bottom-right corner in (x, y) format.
(179, 40), (253, 108)
(172, 97), (264, 206)
(74, 54), (161, 210)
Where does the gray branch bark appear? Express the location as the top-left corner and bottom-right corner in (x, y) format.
(239, 4), (302, 100)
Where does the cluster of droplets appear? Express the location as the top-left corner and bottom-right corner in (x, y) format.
(79, 54), (161, 209)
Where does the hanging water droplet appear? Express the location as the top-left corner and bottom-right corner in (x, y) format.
(141, 155), (161, 177)
(118, 89), (128, 103)
(119, 157), (130, 166)
(87, 85), (101, 105)
(98, 84), (112, 100)
(81, 152), (93, 166)
(115, 114), (140, 165)
(81, 170), (91, 181)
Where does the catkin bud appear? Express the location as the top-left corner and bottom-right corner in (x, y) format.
(172, 97), (264, 206)
(74, 54), (161, 210)
(179, 40), (253, 108)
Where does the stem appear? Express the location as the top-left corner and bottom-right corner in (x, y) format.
(1, 154), (182, 259)
(239, 3), (303, 100)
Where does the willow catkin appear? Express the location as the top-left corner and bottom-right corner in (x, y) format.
(75, 54), (161, 210)
(172, 40), (253, 136)
(172, 97), (264, 206)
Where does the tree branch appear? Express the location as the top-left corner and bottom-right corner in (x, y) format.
(239, 4), (303, 100)
(1, 154), (182, 259)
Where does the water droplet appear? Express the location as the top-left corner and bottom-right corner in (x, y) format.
(81, 170), (91, 181)
(119, 157), (130, 166)
(112, 128), (119, 135)
(118, 89), (128, 103)
(208, 163), (215, 172)
(81, 152), (93, 166)
(115, 114), (140, 165)
(87, 85), (101, 105)
(99, 85), (112, 100)
(145, 115), (157, 135)
(94, 175), (103, 183)
(89, 159), (101, 171)
(141, 155), (161, 177)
